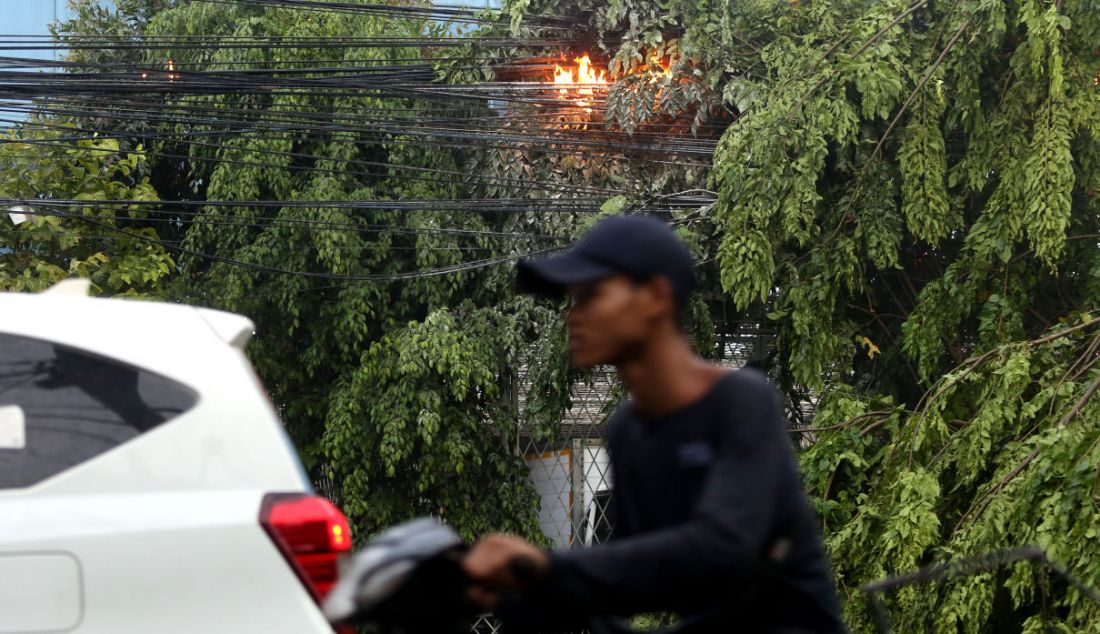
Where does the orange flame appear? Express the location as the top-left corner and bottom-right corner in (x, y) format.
(647, 53), (673, 80)
(553, 54), (608, 111)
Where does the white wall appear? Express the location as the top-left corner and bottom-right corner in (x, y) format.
(526, 450), (572, 548)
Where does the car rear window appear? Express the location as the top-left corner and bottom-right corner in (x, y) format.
(0, 333), (198, 489)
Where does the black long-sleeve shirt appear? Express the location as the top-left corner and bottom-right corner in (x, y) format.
(502, 369), (845, 634)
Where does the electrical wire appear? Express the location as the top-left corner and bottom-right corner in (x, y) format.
(0, 5), (721, 290)
(31, 203), (570, 282)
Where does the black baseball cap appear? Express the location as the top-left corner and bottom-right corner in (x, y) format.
(517, 214), (697, 306)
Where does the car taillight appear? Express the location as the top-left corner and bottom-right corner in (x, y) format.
(260, 493), (353, 605)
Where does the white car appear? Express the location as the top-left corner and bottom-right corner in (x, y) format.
(0, 280), (353, 634)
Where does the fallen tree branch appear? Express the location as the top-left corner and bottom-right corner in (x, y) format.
(952, 446), (1041, 537)
(1057, 371), (1100, 428)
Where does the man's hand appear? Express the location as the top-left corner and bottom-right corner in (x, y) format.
(462, 534), (549, 610)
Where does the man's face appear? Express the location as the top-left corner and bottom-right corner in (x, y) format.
(565, 275), (660, 369)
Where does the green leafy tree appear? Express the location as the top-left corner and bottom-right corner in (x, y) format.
(54, 0), (198, 216)
(75, 0), (719, 542)
(0, 128), (173, 295)
(700, 0), (1100, 629)
(95, 0), (564, 540)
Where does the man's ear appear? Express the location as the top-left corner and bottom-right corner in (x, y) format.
(642, 276), (677, 321)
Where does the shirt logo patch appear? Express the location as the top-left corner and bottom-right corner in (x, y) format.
(677, 442), (715, 467)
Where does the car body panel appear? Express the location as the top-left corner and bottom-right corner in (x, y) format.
(0, 292), (334, 633)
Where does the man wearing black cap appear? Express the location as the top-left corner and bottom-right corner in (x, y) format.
(463, 215), (845, 633)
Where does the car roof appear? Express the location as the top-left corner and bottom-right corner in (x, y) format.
(0, 288), (255, 387)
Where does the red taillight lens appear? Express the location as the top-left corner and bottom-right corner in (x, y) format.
(260, 493), (353, 603)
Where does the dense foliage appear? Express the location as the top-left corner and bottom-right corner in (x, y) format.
(700, 0), (1100, 629)
(118, 1), (550, 539)
(0, 130), (173, 295)
(46, 0), (712, 542)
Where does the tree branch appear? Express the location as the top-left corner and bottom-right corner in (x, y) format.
(952, 445), (1041, 537)
(1029, 314), (1100, 346)
(868, 20), (971, 165)
(1057, 371), (1100, 428)
(785, 0), (931, 120)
